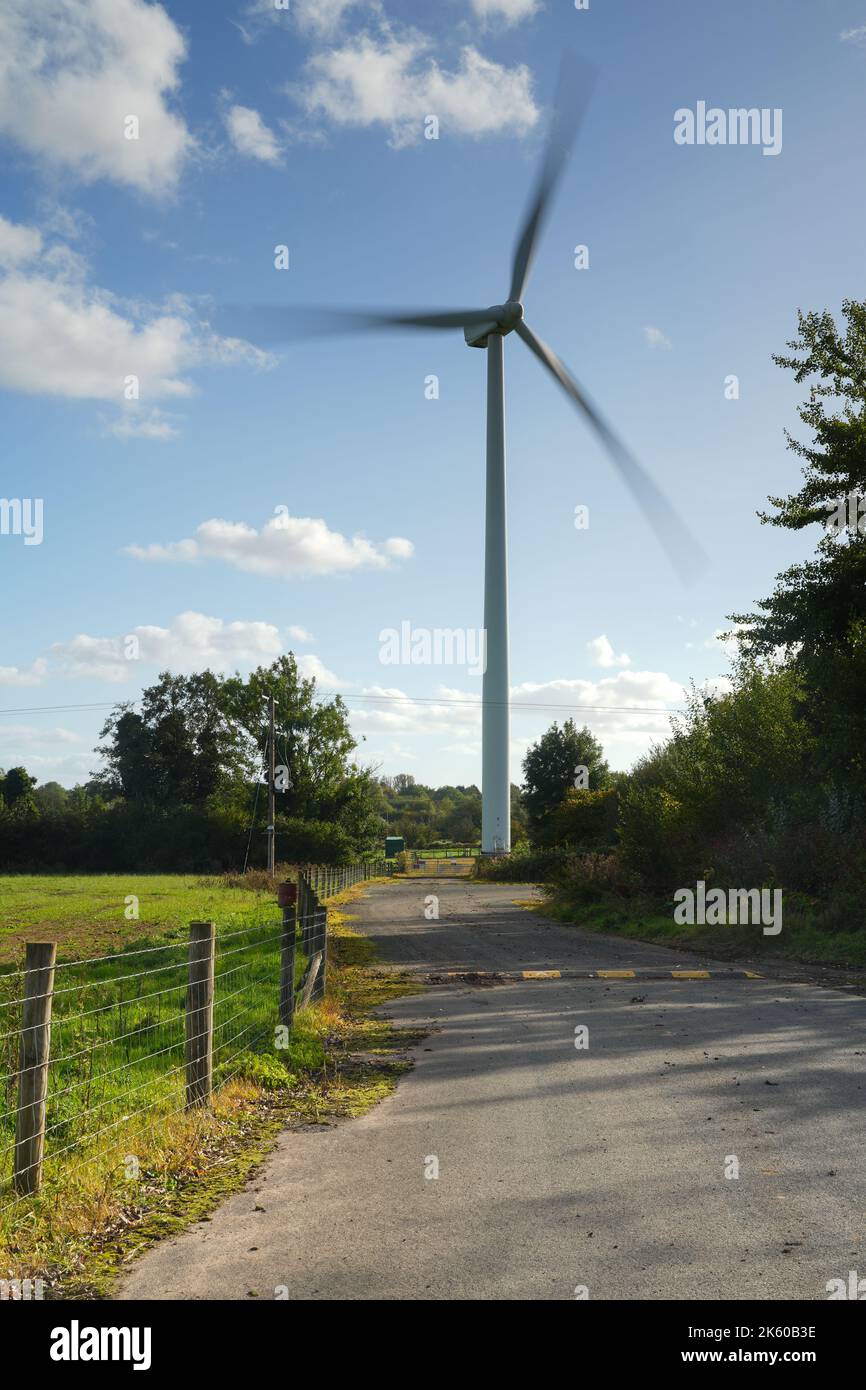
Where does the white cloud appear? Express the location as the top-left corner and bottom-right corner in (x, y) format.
(644, 325), (672, 350)
(0, 0), (193, 195)
(102, 408), (180, 440)
(382, 536), (414, 560)
(348, 671), (684, 754)
(294, 34), (539, 147)
(126, 513), (414, 578)
(0, 724), (81, 749)
(37, 202), (93, 243)
(348, 686), (479, 737)
(295, 0), (370, 35)
(840, 26), (866, 44)
(0, 214), (42, 268)
(470, 0), (540, 24)
(0, 215), (270, 411)
(699, 674), (734, 699)
(237, 0), (372, 43)
(0, 659), (48, 687)
(0, 727), (92, 786)
(501, 673), (681, 726)
(296, 653), (344, 689)
(686, 626), (743, 661)
(586, 634), (631, 669)
(224, 104), (282, 163)
(50, 612), (287, 682)
(511, 671), (684, 747)
(6, 614), (333, 691)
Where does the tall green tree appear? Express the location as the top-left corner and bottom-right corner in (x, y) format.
(94, 671), (241, 806)
(522, 720), (610, 841)
(222, 654), (360, 822)
(730, 299), (866, 795)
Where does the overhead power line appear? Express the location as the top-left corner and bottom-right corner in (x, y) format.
(0, 690), (685, 720)
(0, 701), (127, 716)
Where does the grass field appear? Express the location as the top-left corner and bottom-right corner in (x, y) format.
(0, 875), (284, 1209)
(0, 873), (282, 965)
(0, 871), (421, 1296)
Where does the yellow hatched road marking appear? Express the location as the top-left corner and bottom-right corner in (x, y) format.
(596, 970), (636, 979)
(522, 969), (561, 979)
(672, 970), (710, 979)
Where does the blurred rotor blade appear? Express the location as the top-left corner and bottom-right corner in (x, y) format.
(509, 53), (596, 305)
(516, 321), (707, 584)
(216, 304), (493, 344)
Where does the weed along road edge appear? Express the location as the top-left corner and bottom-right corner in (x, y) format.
(118, 877), (866, 1301)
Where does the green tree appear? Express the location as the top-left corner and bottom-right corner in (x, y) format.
(0, 766), (38, 813)
(522, 720), (610, 842)
(510, 783), (529, 844)
(222, 654), (358, 823)
(730, 299), (866, 796)
(551, 786), (619, 849)
(94, 671), (241, 806)
(34, 781), (69, 813)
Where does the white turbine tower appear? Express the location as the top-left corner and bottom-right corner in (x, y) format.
(223, 58), (705, 856)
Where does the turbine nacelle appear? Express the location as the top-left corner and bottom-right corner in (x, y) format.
(464, 301), (524, 348)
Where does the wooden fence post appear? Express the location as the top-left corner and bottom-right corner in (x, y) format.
(186, 921), (215, 1110)
(317, 907), (328, 1002)
(279, 895), (297, 1028)
(299, 874), (309, 953)
(14, 941), (56, 1196)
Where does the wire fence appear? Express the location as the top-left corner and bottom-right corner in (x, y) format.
(0, 858), (386, 1209)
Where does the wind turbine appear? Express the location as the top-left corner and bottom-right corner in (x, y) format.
(222, 58), (706, 856)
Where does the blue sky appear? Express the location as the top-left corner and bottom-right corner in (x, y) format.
(1, 0), (865, 789)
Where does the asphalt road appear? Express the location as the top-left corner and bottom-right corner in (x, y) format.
(119, 878), (866, 1301)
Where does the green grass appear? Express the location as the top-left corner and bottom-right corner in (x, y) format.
(0, 873), (281, 964)
(537, 887), (866, 970)
(0, 871), (426, 1297)
(0, 892), (283, 1204)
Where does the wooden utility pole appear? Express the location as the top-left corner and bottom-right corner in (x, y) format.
(267, 694), (276, 876)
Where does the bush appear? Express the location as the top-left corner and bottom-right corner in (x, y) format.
(617, 786), (699, 891)
(474, 845), (570, 882)
(549, 787), (619, 850)
(0, 803), (359, 873)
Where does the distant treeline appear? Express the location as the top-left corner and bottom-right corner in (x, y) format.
(0, 655), (383, 871)
(0, 801), (361, 873)
(377, 773), (528, 847)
